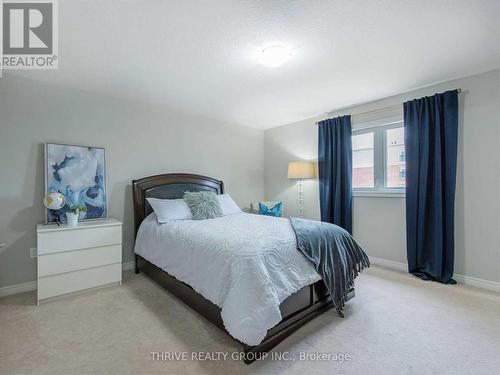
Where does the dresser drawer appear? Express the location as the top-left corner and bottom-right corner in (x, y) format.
(38, 263), (122, 301)
(38, 245), (122, 277)
(38, 225), (121, 255)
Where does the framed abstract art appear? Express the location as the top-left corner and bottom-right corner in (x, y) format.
(45, 143), (108, 223)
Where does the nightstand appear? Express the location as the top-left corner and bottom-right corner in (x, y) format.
(36, 219), (122, 304)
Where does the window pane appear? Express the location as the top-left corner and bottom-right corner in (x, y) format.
(352, 132), (374, 188)
(386, 127), (406, 188)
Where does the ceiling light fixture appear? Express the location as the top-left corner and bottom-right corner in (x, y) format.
(258, 45), (292, 68)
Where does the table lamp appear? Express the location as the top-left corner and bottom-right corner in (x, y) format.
(287, 161), (315, 217)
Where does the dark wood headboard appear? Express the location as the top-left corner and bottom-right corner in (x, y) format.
(132, 173), (224, 235)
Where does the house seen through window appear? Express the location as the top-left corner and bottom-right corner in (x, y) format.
(352, 122), (406, 192)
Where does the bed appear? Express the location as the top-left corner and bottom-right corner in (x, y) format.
(132, 173), (354, 363)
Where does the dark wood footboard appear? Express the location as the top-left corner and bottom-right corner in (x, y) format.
(135, 254), (354, 364)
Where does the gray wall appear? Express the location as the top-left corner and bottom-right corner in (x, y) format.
(0, 74), (264, 288)
(265, 69), (500, 283)
(1, 69), (499, 289)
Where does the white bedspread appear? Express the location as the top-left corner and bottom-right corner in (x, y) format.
(134, 212), (321, 346)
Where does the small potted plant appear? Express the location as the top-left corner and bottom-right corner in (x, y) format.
(66, 205), (81, 227)
(78, 204), (87, 220)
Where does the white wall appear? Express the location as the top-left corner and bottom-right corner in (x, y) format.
(265, 69), (500, 283)
(0, 74), (265, 288)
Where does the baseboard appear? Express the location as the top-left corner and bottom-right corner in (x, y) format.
(369, 256), (408, 272)
(452, 274), (500, 293)
(122, 261), (135, 271)
(369, 256), (500, 293)
(0, 280), (37, 298)
(0, 261), (136, 298)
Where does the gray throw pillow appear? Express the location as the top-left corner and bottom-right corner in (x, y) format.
(183, 191), (223, 220)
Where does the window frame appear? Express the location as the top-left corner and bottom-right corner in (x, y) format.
(352, 121), (405, 197)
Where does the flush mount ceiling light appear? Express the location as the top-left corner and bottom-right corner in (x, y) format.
(258, 45), (292, 68)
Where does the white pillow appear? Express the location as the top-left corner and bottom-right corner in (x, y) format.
(146, 198), (192, 223)
(217, 194), (242, 216)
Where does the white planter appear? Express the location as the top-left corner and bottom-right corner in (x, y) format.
(66, 212), (79, 227)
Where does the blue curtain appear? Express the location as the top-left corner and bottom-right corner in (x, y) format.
(404, 90), (459, 284)
(318, 115), (352, 233)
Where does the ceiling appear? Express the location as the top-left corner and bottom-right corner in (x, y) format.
(7, 0), (500, 129)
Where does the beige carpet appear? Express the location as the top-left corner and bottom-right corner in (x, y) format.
(1, 266), (499, 375)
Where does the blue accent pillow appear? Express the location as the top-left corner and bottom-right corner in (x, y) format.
(258, 201), (283, 217)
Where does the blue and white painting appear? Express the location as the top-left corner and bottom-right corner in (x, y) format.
(46, 143), (107, 222)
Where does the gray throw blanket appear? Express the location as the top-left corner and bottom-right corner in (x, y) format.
(290, 217), (370, 317)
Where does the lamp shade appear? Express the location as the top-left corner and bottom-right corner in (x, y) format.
(287, 161), (315, 179)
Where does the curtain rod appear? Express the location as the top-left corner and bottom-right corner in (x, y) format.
(319, 88), (462, 121)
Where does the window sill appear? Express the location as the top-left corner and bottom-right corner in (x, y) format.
(353, 190), (405, 198)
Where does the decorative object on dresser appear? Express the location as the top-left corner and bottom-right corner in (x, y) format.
(45, 143), (107, 223)
(287, 161), (315, 217)
(66, 204), (86, 227)
(36, 219), (122, 304)
(43, 192), (66, 226)
(258, 201), (283, 217)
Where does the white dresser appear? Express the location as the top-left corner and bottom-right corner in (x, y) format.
(36, 219), (122, 303)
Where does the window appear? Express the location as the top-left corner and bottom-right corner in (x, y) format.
(352, 122), (405, 193)
(386, 127), (406, 188)
(352, 132), (374, 188)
